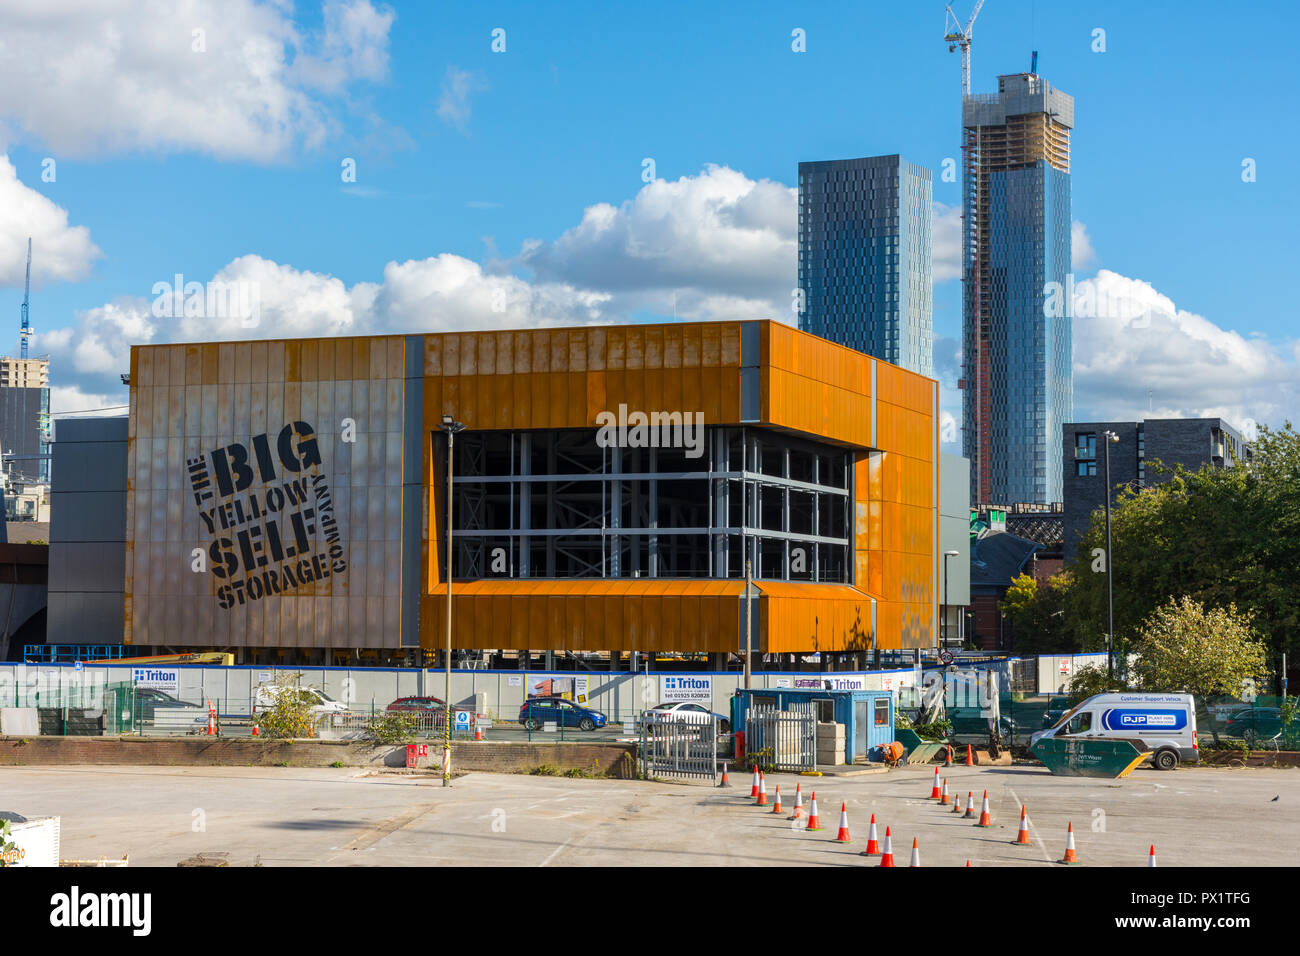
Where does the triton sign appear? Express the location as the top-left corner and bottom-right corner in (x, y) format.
(185, 421), (347, 610)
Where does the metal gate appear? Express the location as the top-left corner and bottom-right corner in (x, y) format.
(745, 701), (816, 772)
(639, 715), (718, 782)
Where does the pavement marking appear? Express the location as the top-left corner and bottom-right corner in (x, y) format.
(538, 836), (572, 867)
(1007, 786), (1053, 864)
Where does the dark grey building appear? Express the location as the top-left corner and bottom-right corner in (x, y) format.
(45, 416), (128, 645)
(797, 154), (933, 377)
(1062, 418), (1252, 562)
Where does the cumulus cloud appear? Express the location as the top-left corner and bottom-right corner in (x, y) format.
(1072, 220), (1096, 271)
(521, 164), (795, 320)
(933, 202), (962, 282)
(0, 0), (395, 162)
(436, 67), (489, 132)
(0, 155), (101, 285)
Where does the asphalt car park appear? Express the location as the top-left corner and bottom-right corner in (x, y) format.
(2, 762), (1294, 867)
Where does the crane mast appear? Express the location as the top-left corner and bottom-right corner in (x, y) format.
(944, 0), (987, 97)
(20, 237), (32, 359)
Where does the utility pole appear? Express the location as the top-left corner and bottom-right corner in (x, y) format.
(440, 415), (466, 786)
(1103, 430), (1120, 680)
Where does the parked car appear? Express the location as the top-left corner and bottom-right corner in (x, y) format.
(1042, 696), (1073, 728)
(133, 689), (206, 722)
(639, 701), (730, 735)
(518, 696), (607, 732)
(254, 684), (348, 715)
(386, 696), (446, 713)
(1222, 706), (1291, 744)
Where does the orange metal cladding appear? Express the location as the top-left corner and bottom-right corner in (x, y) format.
(419, 320), (938, 655)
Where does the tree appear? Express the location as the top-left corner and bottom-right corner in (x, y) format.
(1129, 596), (1269, 700)
(1070, 422), (1300, 678)
(1000, 571), (1081, 654)
(252, 671), (318, 739)
(1064, 662), (1127, 705)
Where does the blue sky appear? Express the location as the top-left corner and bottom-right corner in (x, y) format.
(0, 0), (1295, 438)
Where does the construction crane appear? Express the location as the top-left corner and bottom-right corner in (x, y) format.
(944, 0), (987, 97)
(19, 236), (32, 359)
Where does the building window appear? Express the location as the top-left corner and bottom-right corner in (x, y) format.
(1076, 460), (1096, 477)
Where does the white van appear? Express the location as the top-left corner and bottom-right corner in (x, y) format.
(1029, 692), (1199, 770)
(253, 684), (347, 715)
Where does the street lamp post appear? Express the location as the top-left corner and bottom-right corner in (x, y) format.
(1102, 430), (1120, 680)
(440, 415), (466, 787)
(943, 550), (959, 649)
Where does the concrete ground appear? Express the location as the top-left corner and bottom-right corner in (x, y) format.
(2, 762), (1295, 866)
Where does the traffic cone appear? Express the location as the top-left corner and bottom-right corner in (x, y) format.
(965, 860), (971, 867)
(1148, 845), (1157, 867)
(929, 767), (942, 799)
(720, 763), (730, 787)
(952, 791), (964, 814)
(206, 700), (216, 737)
(963, 791), (976, 819)
(940, 778), (951, 805)
(789, 784), (805, 820)
(945, 746), (953, 767)
(1013, 805), (1032, 846)
(878, 827), (895, 867)
(909, 837), (921, 867)
(862, 814), (880, 855)
(965, 745), (974, 766)
(806, 792), (824, 831)
(750, 766), (760, 798)
(771, 786), (784, 814)
(1059, 822), (1080, 865)
(474, 724), (484, 741)
(975, 790), (993, 827)
(834, 802), (851, 842)
(757, 771), (768, 806)
(251, 722), (260, 737)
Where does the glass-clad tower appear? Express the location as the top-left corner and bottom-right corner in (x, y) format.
(798, 155), (933, 378)
(960, 73), (1073, 505)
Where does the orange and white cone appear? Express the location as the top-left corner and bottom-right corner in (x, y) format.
(878, 827), (895, 867)
(1059, 822), (1080, 865)
(206, 700), (216, 737)
(806, 792), (824, 831)
(251, 722), (260, 737)
(975, 790), (993, 827)
(965, 860), (971, 867)
(929, 767), (942, 799)
(1148, 845), (1157, 867)
(945, 746), (953, 767)
(965, 744), (974, 766)
(771, 785), (784, 814)
(1013, 805), (1032, 846)
(789, 784), (805, 820)
(940, 778), (951, 805)
(750, 766), (760, 798)
(834, 802), (851, 842)
(909, 837), (921, 867)
(963, 791), (976, 818)
(720, 763), (730, 787)
(474, 724), (484, 741)
(756, 771), (768, 806)
(862, 814), (880, 855)
(952, 790), (964, 814)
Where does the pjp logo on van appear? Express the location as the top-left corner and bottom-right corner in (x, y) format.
(1105, 709), (1185, 731)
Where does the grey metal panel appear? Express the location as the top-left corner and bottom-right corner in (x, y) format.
(740, 368), (760, 422)
(740, 322), (760, 367)
(49, 542), (126, 593)
(46, 591), (127, 645)
(51, 491), (127, 543)
(53, 416), (129, 444)
(400, 482), (420, 647)
(51, 441), (129, 493)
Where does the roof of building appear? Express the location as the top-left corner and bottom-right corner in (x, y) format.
(970, 530), (1042, 591)
(4, 521), (48, 544)
(1005, 513), (1064, 549)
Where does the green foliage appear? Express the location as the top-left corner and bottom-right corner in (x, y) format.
(912, 718), (952, 741)
(252, 671), (318, 739)
(0, 820), (15, 868)
(1130, 596), (1270, 698)
(744, 747), (775, 773)
(893, 712), (913, 730)
(529, 764), (561, 776)
(1070, 423), (1300, 674)
(1065, 663), (1127, 705)
(1001, 571), (1083, 654)
(365, 711), (420, 745)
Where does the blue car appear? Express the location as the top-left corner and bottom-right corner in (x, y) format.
(518, 696), (608, 732)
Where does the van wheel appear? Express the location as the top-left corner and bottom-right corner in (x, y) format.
(1154, 749), (1179, 771)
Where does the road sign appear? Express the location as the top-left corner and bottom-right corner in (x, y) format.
(939, 650), (954, 665)
(454, 710), (471, 731)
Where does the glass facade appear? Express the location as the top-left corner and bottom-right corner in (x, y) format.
(797, 155), (933, 378)
(447, 426), (852, 582)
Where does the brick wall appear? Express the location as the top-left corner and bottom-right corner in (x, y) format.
(0, 736), (638, 778)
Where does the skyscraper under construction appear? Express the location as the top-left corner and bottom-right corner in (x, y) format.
(959, 71), (1074, 505)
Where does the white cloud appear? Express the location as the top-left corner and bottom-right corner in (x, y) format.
(0, 155), (100, 286)
(436, 66), (488, 132)
(0, 0), (394, 162)
(1072, 220), (1096, 271)
(522, 164), (795, 316)
(932, 202), (962, 282)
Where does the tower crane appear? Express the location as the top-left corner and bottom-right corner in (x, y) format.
(944, 0), (987, 97)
